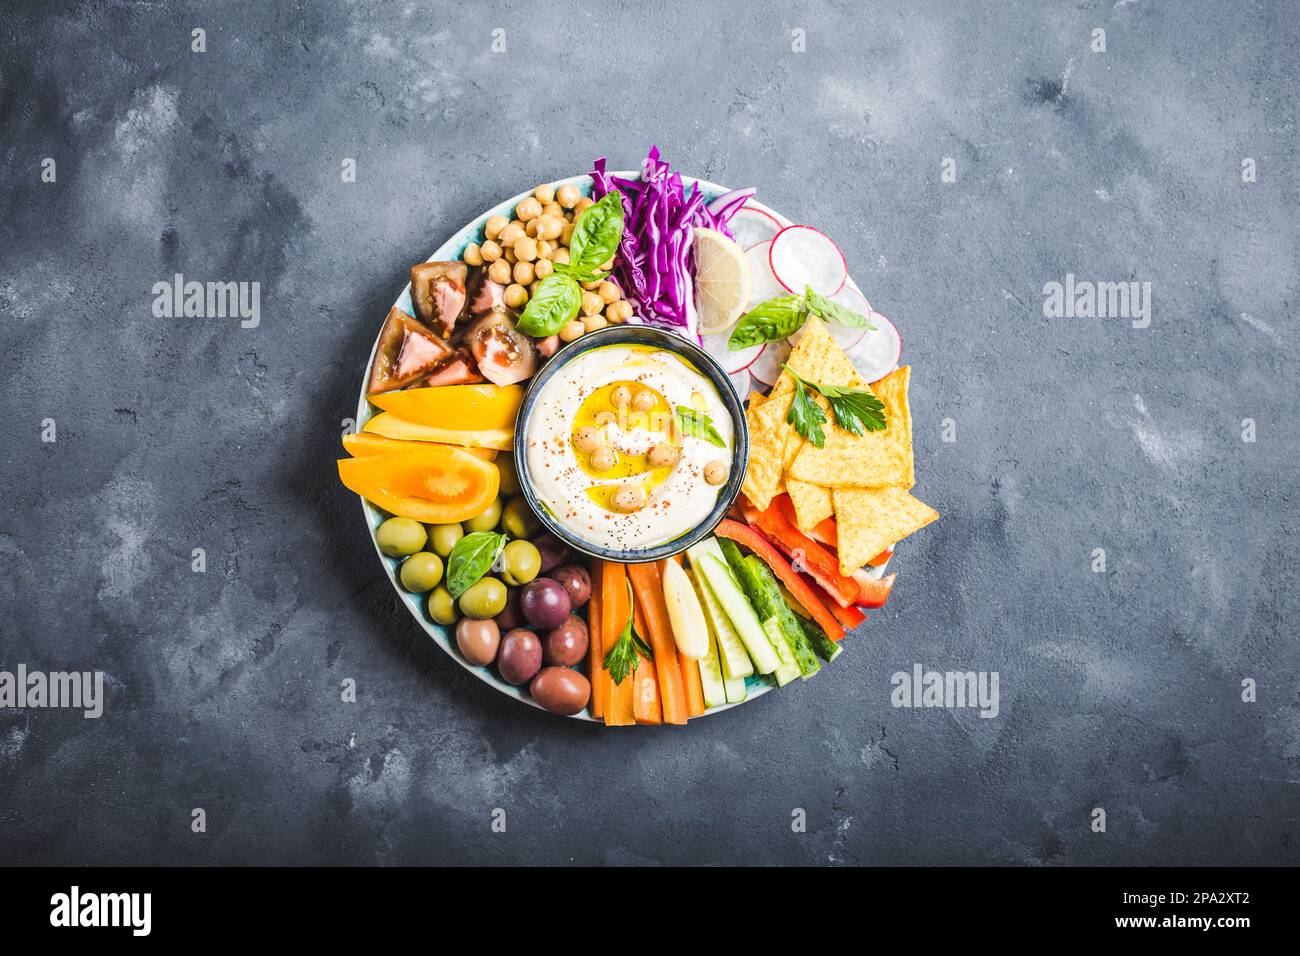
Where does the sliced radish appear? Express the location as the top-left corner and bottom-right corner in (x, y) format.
(748, 338), (791, 388)
(699, 326), (762, 375)
(744, 239), (785, 307)
(727, 368), (752, 398)
(789, 317), (866, 353)
(844, 311), (903, 383)
(832, 280), (872, 318)
(728, 205), (783, 250)
(769, 225), (847, 297)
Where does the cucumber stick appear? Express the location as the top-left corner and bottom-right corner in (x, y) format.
(763, 617), (802, 686)
(685, 569), (727, 708)
(686, 538), (780, 674)
(800, 616), (843, 663)
(723, 544), (821, 680)
(719, 647), (749, 703)
(691, 562), (754, 679)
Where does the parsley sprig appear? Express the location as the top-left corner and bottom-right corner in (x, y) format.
(602, 581), (654, 685)
(782, 365), (886, 448)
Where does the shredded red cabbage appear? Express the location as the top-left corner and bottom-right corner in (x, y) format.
(590, 146), (752, 339)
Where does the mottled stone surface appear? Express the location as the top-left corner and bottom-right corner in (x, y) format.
(1, 0), (1296, 865)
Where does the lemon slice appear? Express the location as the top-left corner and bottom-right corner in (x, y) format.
(693, 227), (752, 335)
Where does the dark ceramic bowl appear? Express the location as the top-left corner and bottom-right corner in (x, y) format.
(513, 324), (749, 563)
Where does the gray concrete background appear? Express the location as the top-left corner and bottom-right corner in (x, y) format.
(1, 0), (1297, 865)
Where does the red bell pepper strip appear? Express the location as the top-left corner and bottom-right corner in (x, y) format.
(852, 569), (896, 609)
(713, 518), (846, 641)
(804, 576), (866, 634)
(740, 500), (860, 609)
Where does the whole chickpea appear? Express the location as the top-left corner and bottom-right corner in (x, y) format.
(512, 260), (535, 285)
(484, 215), (508, 240)
(631, 388), (656, 412)
(525, 218), (541, 238)
(542, 202), (563, 220)
(480, 239), (503, 263)
(606, 300), (633, 324)
(559, 318), (585, 343)
(581, 291), (603, 316)
(552, 248), (571, 265)
(536, 239), (553, 260)
(612, 483), (646, 512)
(538, 217), (564, 241)
(561, 223), (576, 246)
(488, 258), (513, 285)
(533, 183), (556, 204)
(499, 222), (525, 246)
(597, 281), (621, 304)
(591, 447), (618, 472)
(582, 278), (602, 292)
(648, 443), (679, 468)
(573, 426), (601, 453)
(610, 385), (632, 409)
(703, 460), (729, 485)
(516, 196), (543, 221)
(514, 236), (539, 263)
(556, 184), (580, 209)
(463, 242), (484, 267)
(534, 258), (554, 279)
(503, 283), (529, 309)
(582, 314), (609, 333)
(573, 196), (594, 215)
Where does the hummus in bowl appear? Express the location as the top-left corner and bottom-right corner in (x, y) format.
(515, 326), (748, 561)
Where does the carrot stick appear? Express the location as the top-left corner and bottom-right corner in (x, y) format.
(587, 562), (606, 719)
(678, 649), (705, 717)
(627, 561), (688, 725)
(630, 601), (661, 724)
(601, 562), (635, 726)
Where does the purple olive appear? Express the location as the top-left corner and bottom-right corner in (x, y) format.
(530, 667), (591, 716)
(520, 578), (572, 630)
(455, 618), (500, 666)
(543, 615), (589, 667)
(497, 629), (542, 686)
(534, 533), (571, 574)
(551, 564), (591, 609)
(495, 588), (525, 632)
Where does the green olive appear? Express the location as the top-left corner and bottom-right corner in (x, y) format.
(497, 454), (522, 497)
(500, 540), (541, 586)
(428, 585), (459, 625)
(376, 517), (426, 557)
(428, 522), (464, 558)
(502, 498), (541, 538)
(464, 497), (503, 533)
(459, 576), (508, 619)
(399, 552), (443, 593)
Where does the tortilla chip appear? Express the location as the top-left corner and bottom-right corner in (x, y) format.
(741, 391), (796, 512)
(787, 316), (869, 390)
(786, 479), (834, 531)
(832, 486), (939, 575)
(789, 365), (915, 489)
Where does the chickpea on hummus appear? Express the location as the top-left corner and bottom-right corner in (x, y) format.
(525, 345), (735, 552)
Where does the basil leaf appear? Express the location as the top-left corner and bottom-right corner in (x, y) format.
(567, 191), (624, 274)
(552, 261), (609, 285)
(804, 285), (876, 329)
(516, 274), (582, 337)
(674, 406), (726, 448)
(446, 531), (507, 598)
(727, 295), (809, 350)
